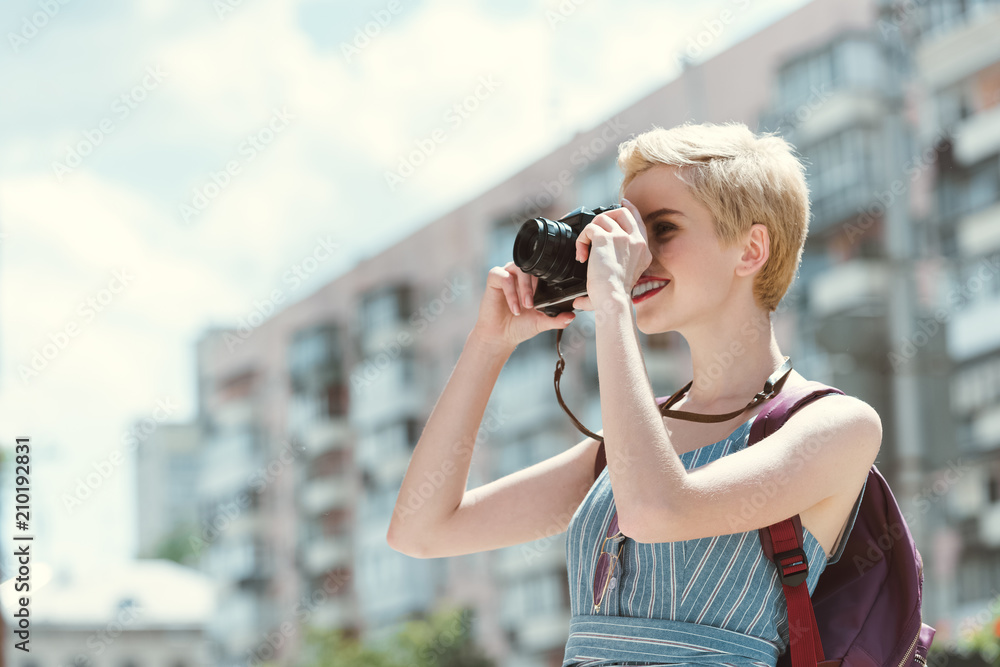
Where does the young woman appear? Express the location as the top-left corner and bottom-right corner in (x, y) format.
(387, 122), (881, 667)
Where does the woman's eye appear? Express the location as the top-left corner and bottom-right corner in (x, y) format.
(654, 223), (676, 235)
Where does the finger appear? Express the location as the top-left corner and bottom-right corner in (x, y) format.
(620, 198), (645, 243)
(499, 268), (521, 316)
(572, 295), (594, 311)
(548, 310), (577, 328)
(575, 227), (591, 263)
(516, 267), (533, 309)
(600, 207), (635, 235)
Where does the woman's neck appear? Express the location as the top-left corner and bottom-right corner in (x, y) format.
(680, 309), (786, 410)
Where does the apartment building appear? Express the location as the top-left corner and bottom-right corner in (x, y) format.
(911, 0), (1000, 637)
(188, 0), (994, 661)
(135, 422), (201, 559)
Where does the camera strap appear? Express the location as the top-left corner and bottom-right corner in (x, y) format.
(552, 326), (792, 447)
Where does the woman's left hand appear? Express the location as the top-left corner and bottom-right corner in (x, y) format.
(572, 198), (652, 311)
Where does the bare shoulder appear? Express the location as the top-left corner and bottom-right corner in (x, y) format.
(782, 380), (883, 480)
(781, 372), (882, 435)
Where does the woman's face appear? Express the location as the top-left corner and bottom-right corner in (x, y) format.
(622, 164), (750, 336)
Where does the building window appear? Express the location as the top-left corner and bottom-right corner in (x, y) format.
(951, 355), (1000, 416)
(488, 218), (521, 274)
(802, 127), (873, 231)
(361, 285), (412, 338)
(939, 156), (1000, 221)
(289, 324), (344, 394)
(774, 34), (883, 123)
(920, 0), (1000, 39)
(577, 159), (621, 207)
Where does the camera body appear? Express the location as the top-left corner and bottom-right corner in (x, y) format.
(511, 204), (620, 317)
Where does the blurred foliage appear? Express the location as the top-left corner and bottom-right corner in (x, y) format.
(954, 614), (1000, 665)
(150, 521), (202, 566)
(294, 603), (496, 667)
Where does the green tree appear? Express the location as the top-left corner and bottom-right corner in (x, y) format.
(297, 604), (495, 667)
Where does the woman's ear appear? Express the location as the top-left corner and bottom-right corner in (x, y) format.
(735, 224), (769, 277)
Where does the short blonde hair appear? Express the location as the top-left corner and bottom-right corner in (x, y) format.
(617, 122), (810, 312)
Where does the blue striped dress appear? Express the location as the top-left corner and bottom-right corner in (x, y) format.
(562, 414), (866, 667)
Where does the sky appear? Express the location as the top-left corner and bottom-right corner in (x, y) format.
(0, 0), (811, 574)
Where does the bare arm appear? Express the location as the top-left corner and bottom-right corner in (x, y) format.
(386, 327), (512, 553)
(387, 329), (601, 559)
(387, 262), (582, 558)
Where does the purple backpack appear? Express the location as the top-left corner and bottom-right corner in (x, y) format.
(746, 381), (936, 667)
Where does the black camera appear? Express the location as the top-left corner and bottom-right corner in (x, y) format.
(512, 204), (621, 317)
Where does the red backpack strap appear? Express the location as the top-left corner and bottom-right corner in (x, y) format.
(748, 382), (846, 667)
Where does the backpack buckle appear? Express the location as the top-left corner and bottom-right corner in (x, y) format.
(773, 547), (809, 586)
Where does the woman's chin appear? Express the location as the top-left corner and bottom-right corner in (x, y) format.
(636, 314), (665, 336)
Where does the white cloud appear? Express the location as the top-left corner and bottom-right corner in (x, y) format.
(0, 0), (811, 571)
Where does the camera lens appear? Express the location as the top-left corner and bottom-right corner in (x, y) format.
(513, 217), (577, 282)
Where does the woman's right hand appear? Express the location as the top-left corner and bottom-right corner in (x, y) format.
(471, 262), (578, 351)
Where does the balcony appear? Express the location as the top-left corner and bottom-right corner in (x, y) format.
(972, 404), (1000, 451)
(809, 259), (890, 318)
(302, 416), (351, 458)
(200, 438), (260, 499)
(916, 10), (1000, 91)
(948, 294), (1000, 361)
(367, 452), (410, 486)
(953, 104), (1000, 167)
(303, 535), (352, 576)
(947, 465), (986, 519)
(301, 475), (353, 516)
(979, 502), (1000, 547)
(349, 358), (422, 429)
(958, 201), (1000, 256)
(207, 588), (266, 656)
(788, 89), (885, 148)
